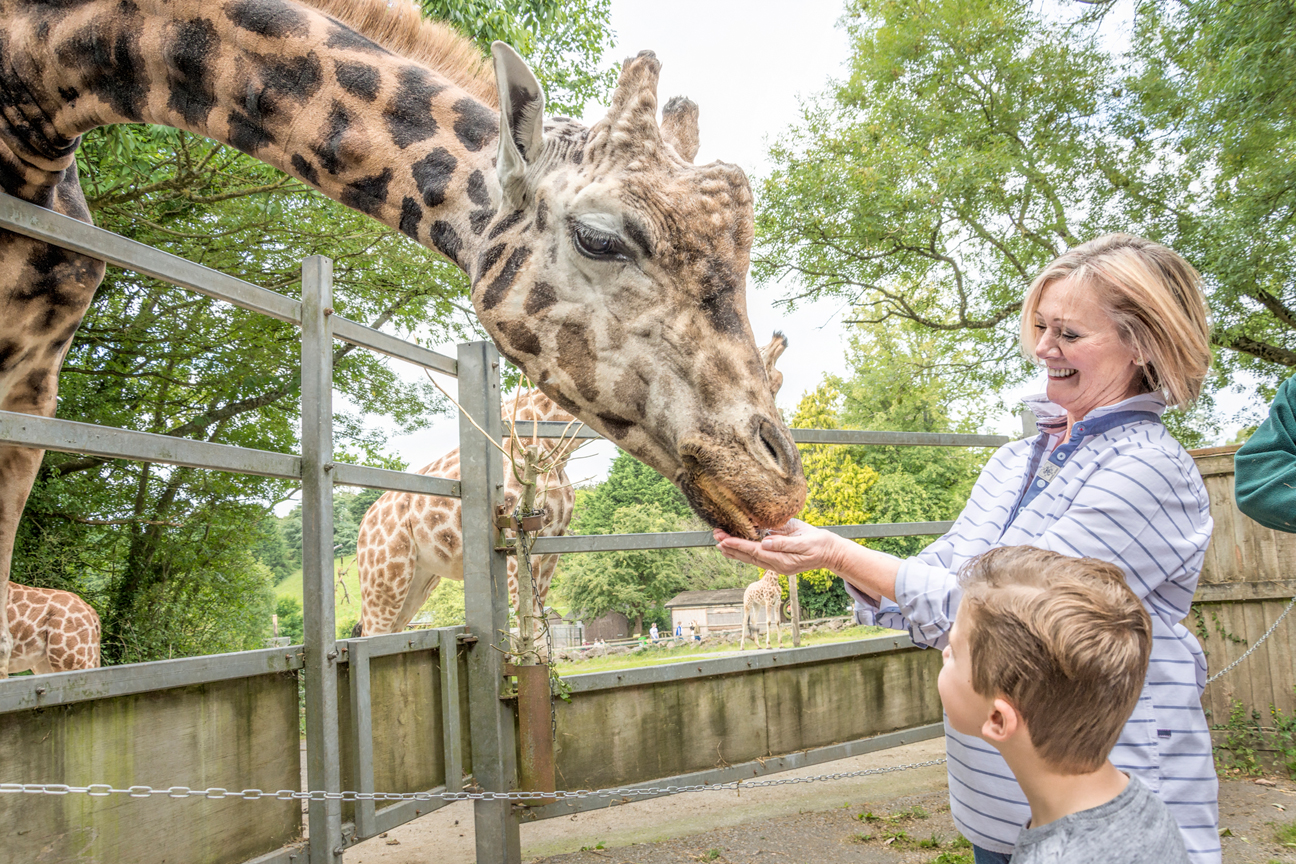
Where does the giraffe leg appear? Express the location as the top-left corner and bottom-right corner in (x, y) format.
(0, 167), (106, 675)
(740, 603), (748, 651)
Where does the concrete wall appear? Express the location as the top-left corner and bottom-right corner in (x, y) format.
(0, 673), (300, 864)
(551, 639), (942, 790)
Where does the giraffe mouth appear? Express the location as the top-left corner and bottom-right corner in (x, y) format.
(683, 473), (761, 541)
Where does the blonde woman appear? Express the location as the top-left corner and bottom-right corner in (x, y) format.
(716, 235), (1218, 863)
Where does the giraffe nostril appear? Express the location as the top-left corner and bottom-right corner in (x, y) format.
(757, 419), (790, 471)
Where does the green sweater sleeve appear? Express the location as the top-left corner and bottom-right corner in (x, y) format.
(1236, 376), (1296, 533)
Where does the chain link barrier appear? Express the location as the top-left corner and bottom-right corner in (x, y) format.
(1205, 594), (1296, 685)
(0, 759), (948, 804)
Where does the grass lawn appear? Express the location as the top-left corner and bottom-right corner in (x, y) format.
(554, 624), (894, 676)
(274, 556), (365, 623)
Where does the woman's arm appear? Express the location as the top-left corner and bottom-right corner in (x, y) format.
(713, 520), (902, 601)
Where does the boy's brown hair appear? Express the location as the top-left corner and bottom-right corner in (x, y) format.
(958, 546), (1153, 773)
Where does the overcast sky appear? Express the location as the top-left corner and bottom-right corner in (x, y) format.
(377, 0), (1039, 482)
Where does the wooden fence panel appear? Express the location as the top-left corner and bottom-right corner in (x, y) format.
(1191, 447), (1296, 721)
(0, 673), (300, 864)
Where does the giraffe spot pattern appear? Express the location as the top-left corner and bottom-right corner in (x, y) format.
(224, 0), (308, 39)
(55, 6), (149, 122)
(290, 153), (319, 186)
(451, 97), (495, 152)
(475, 243), (506, 281)
(465, 170), (491, 207)
(334, 60), (381, 102)
(323, 23), (387, 56)
(162, 17), (219, 127)
(556, 321), (599, 402)
(479, 246), (530, 311)
(341, 167), (392, 215)
(429, 221), (462, 265)
(384, 66), (445, 148)
(486, 209), (524, 240)
(523, 281), (556, 316)
(398, 196), (422, 240)
(309, 100), (353, 175)
(410, 147), (457, 207)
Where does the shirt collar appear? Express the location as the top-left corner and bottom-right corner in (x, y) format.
(1021, 391), (1167, 436)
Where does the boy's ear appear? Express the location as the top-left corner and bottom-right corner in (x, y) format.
(981, 697), (1022, 745)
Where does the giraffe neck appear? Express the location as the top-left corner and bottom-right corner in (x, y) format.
(1, 0), (501, 268)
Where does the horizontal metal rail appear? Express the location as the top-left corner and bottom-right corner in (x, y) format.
(521, 521), (953, 555)
(0, 192), (457, 375)
(340, 626), (444, 660)
(506, 420), (1009, 448)
(0, 412), (461, 497)
(0, 411), (301, 479)
(0, 628), (452, 713)
(561, 631), (919, 694)
(0, 646), (304, 713)
(331, 462), (460, 498)
(520, 721), (946, 821)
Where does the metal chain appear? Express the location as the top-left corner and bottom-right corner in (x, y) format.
(1205, 595), (1296, 685)
(0, 758), (947, 804)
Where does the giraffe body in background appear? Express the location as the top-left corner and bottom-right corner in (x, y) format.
(0, 0), (806, 674)
(740, 570), (783, 651)
(354, 389), (576, 637)
(7, 583), (101, 673)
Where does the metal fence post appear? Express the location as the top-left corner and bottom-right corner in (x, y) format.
(1020, 409), (1038, 438)
(301, 256), (342, 863)
(458, 341), (520, 864)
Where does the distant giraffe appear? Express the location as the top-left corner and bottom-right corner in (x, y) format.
(739, 570), (783, 651)
(0, 0), (807, 675)
(7, 583), (100, 674)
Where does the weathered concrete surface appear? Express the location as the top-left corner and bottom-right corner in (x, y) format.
(553, 645), (943, 790)
(0, 673), (300, 864)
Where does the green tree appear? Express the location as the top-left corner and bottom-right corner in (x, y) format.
(253, 513), (294, 583)
(569, 451), (691, 534)
(756, 0), (1296, 430)
(559, 504), (690, 635)
(275, 596), (305, 644)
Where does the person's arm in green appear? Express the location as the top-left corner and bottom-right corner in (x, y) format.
(1235, 376), (1296, 532)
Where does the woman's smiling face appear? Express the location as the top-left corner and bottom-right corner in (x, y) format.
(1033, 277), (1143, 424)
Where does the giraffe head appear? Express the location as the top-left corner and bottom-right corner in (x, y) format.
(475, 46), (806, 539)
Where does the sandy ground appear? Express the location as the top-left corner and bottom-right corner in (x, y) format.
(346, 738), (1296, 864)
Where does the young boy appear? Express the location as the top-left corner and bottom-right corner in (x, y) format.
(937, 546), (1189, 863)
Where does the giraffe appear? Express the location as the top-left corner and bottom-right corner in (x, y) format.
(0, 0), (807, 675)
(353, 387), (577, 638)
(739, 570), (783, 651)
(6, 582), (101, 673)
(354, 331), (794, 641)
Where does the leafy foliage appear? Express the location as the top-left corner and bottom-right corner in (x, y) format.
(756, 0), (1296, 429)
(421, 0), (616, 115)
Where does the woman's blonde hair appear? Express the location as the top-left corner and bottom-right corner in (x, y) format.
(1019, 234), (1212, 407)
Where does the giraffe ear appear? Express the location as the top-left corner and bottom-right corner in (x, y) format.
(492, 42), (545, 208)
(660, 96), (700, 163)
(760, 331), (788, 397)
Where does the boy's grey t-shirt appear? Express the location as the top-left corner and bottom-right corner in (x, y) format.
(1011, 776), (1188, 864)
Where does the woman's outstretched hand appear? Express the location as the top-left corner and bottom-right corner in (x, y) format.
(713, 518), (841, 576)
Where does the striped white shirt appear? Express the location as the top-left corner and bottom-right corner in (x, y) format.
(854, 392), (1219, 862)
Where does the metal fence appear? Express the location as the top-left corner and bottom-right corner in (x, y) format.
(0, 190), (1010, 864)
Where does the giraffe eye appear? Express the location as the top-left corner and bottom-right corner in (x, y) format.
(571, 222), (628, 261)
